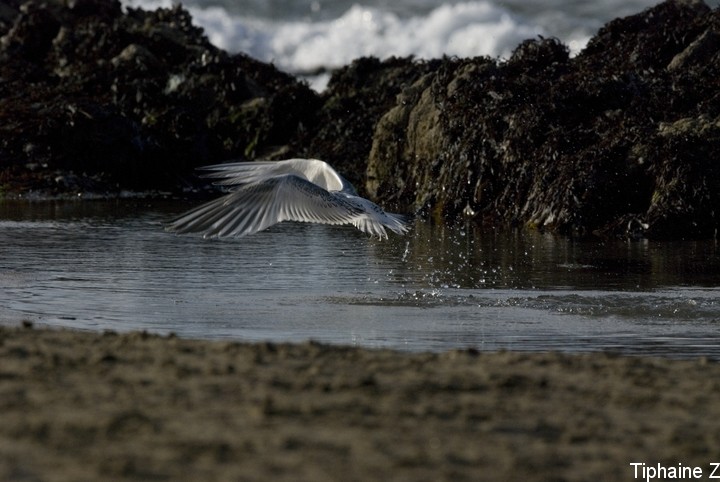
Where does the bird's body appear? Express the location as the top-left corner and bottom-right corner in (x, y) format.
(167, 158), (410, 239)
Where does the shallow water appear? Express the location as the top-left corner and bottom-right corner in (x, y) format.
(1, 200), (719, 358)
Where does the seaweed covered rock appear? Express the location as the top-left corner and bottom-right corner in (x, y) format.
(367, 0), (720, 239)
(295, 56), (437, 190)
(0, 0), (318, 195)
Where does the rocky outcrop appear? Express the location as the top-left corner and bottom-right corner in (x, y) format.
(1, 0), (719, 239)
(366, 0), (720, 239)
(0, 0), (318, 194)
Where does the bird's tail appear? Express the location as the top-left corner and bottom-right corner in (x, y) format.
(385, 212), (413, 235)
(352, 212), (412, 239)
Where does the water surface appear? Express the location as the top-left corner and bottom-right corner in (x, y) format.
(1, 200), (719, 358)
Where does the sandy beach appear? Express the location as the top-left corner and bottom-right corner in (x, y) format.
(1, 323), (719, 481)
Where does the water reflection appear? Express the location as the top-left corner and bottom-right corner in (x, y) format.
(0, 200), (718, 358)
(385, 220), (720, 290)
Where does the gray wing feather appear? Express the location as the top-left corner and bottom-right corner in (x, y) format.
(167, 175), (364, 238)
(198, 159), (349, 192)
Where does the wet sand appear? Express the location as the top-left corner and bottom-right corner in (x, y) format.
(1, 323), (719, 481)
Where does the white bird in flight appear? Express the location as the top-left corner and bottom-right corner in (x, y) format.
(167, 158), (411, 239)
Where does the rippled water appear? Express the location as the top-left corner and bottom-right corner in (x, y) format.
(1, 200), (719, 358)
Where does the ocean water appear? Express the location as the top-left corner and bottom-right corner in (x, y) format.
(121, 0), (720, 89)
(1, 201), (719, 359)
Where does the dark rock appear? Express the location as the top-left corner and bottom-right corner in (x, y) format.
(298, 56), (437, 190)
(0, 0), (317, 196)
(366, 0), (720, 239)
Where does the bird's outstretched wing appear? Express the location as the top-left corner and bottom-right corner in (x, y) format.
(167, 175), (365, 238)
(200, 159), (352, 193)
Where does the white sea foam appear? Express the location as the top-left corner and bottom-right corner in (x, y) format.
(121, 0), (720, 78)
(121, 0), (639, 90)
(121, 1), (581, 72)
(200, 3), (547, 72)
